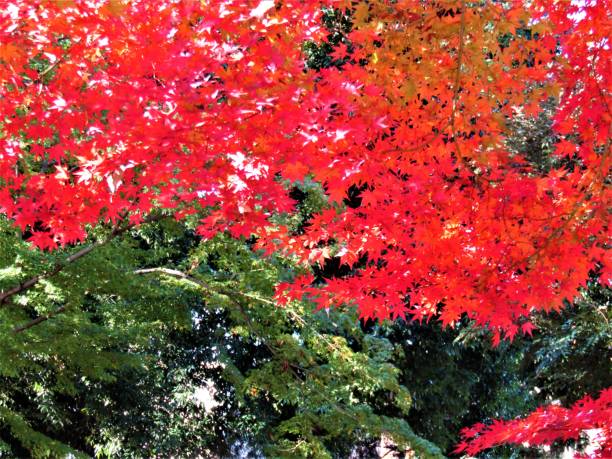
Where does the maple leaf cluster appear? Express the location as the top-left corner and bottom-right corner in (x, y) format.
(456, 388), (612, 458)
(0, 0), (324, 247)
(268, 0), (611, 339)
(0, 0), (609, 333)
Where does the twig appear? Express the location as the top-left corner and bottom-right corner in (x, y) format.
(133, 267), (209, 286)
(450, 0), (467, 157)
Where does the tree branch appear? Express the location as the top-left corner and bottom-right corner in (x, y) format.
(133, 267), (280, 306)
(133, 267), (214, 290)
(0, 214), (164, 307)
(12, 306), (66, 334)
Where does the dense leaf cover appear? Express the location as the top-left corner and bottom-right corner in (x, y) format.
(0, 0), (610, 456)
(1, 0), (609, 331)
(0, 214), (445, 458)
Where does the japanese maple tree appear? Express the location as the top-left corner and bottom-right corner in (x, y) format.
(0, 0), (609, 456)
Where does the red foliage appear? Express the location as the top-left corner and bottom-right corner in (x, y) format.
(0, 1), (609, 334)
(456, 388), (612, 458)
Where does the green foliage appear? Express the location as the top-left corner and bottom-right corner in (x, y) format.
(0, 216), (445, 458)
(526, 280), (612, 405)
(0, 216), (190, 457)
(505, 98), (559, 173)
(132, 232), (442, 458)
(374, 320), (533, 456)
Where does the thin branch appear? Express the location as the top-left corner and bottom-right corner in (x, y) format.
(450, 0), (467, 157)
(36, 57), (63, 80)
(134, 267), (213, 289)
(134, 267), (283, 360)
(134, 268), (312, 339)
(12, 306), (66, 334)
(135, 268), (367, 368)
(134, 267), (281, 306)
(0, 245), (99, 306)
(0, 214), (164, 307)
(164, 270), (342, 353)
